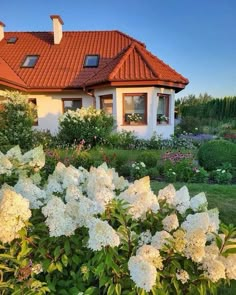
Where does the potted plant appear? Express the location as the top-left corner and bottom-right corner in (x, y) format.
(127, 113), (143, 125)
(157, 114), (168, 124)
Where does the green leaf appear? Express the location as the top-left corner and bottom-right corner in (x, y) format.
(107, 284), (115, 295)
(223, 248), (236, 255)
(84, 286), (97, 295)
(64, 240), (71, 255)
(56, 261), (63, 272)
(115, 283), (122, 295)
(54, 245), (61, 260)
(61, 254), (68, 267)
(47, 262), (57, 273)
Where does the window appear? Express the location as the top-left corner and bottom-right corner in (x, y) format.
(123, 93), (147, 125)
(100, 95), (113, 115)
(28, 98), (38, 126)
(62, 98), (82, 113)
(157, 94), (170, 124)
(7, 37), (18, 44)
(21, 55), (39, 68)
(84, 55), (99, 67)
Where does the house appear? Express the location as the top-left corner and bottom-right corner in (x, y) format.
(0, 15), (188, 139)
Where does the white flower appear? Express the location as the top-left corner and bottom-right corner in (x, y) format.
(42, 196), (77, 237)
(157, 184), (176, 205)
(162, 214), (179, 232)
(173, 186), (190, 214)
(87, 218), (120, 251)
(138, 230), (152, 246)
(181, 212), (210, 234)
(151, 230), (172, 250)
(220, 255), (236, 280)
(118, 176), (159, 219)
(0, 186), (31, 243)
(128, 255), (157, 292)
(136, 244), (163, 269)
(184, 229), (206, 262)
(176, 269), (189, 284)
(190, 192), (208, 212)
(0, 155), (12, 175)
(14, 177), (47, 209)
(22, 145), (45, 169)
(6, 145), (22, 162)
(200, 257), (225, 282)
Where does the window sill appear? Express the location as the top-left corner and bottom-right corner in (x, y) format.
(122, 123), (147, 126)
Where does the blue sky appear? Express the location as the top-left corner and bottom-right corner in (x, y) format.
(1, 0), (236, 99)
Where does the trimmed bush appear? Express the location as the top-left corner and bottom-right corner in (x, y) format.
(198, 140), (236, 171)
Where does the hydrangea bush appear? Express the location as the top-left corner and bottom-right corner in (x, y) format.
(1, 146), (236, 294)
(58, 106), (114, 147)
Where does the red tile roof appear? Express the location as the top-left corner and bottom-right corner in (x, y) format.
(0, 30), (188, 92)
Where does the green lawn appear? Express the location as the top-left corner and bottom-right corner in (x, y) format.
(151, 181), (236, 294)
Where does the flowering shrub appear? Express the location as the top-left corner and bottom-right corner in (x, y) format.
(130, 161), (148, 179)
(58, 106), (114, 147)
(1, 146), (236, 294)
(164, 168), (177, 182)
(0, 91), (36, 150)
(211, 168), (233, 184)
(161, 151), (193, 163)
(190, 167), (209, 183)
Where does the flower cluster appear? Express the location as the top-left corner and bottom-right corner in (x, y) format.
(59, 106), (102, 124)
(161, 151), (193, 163)
(127, 113), (143, 123)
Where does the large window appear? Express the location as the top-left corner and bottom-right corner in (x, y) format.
(157, 94), (170, 124)
(62, 98), (82, 113)
(100, 95), (113, 115)
(123, 93), (147, 125)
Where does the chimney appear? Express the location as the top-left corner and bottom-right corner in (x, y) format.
(0, 21), (5, 42)
(50, 15), (64, 44)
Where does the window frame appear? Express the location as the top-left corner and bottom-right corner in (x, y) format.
(83, 55), (100, 68)
(122, 93), (148, 126)
(28, 98), (38, 126)
(7, 37), (18, 44)
(156, 93), (170, 124)
(62, 98), (83, 113)
(21, 55), (39, 68)
(100, 94), (113, 115)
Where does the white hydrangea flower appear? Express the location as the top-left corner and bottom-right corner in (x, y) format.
(45, 175), (64, 195)
(184, 229), (206, 262)
(65, 184), (83, 203)
(42, 196), (77, 237)
(151, 230), (172, 250)
(14, 177), (47, 209)
(220, 255), (236, 280)
(110, 168), (129, 191)
(173, 186), (190, 214)
(87, 218), (120, 251)
(6, 145), (22, 162)
(176, 269), (189, 284)
(181, 212), (210, 234)
(207, 208), (220, 233)
(0, 186), (31, 243)
(190, 192), (208, 212)
(138, 230), (152, 246)
(157, 184), (176, 205)
(86, 164), (115, 208)
(52, 162), (67, 183)
(118, 176), (159, 220)
(128, 255), (157, 292)
(200, 257), (226, 282)
(136, 244), (163, 269)
(162, 213), (179, 232)
(0, 155), (12, 175)
(62, 165), (84, 189)
(65, 196), (103, 228)
(22, 145), (45, 170)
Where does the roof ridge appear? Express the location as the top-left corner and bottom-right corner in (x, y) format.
(114, 30), (146, 47)
(0, 56), (27, 87)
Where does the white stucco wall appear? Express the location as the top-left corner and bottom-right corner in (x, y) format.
(0, 87), (175, 139)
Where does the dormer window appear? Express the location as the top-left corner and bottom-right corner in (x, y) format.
(7, 37), (18, 44)
(84, 55), (99, 67)
(21, 55), (39, 68)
